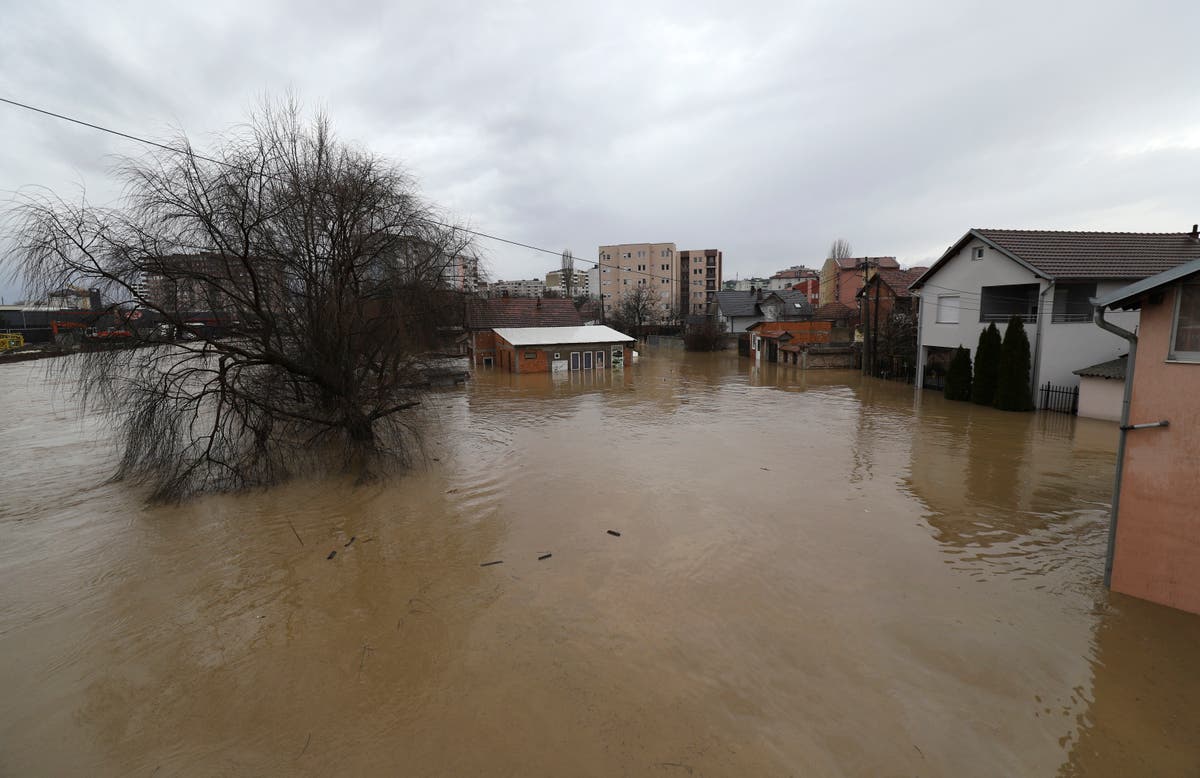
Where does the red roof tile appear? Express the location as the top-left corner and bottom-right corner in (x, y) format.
(466, 297), (582, 329)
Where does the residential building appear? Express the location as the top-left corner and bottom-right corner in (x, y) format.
(857, 267), (927, 376)
(545, 268), (590, 297)
(45, 286), (101, 310)
(725, 277), (770, 292)
(819, 256), (899, 307)
(142, 253), (284, 313)
(598, 242), (678, 318)
(790, 276), (821, 306)
(910, 228), (1200, 404)
(679, 249), (722, 316)
(587, 266), (601, 299)
(486, 278), (547, 298)
(465, 297), (582, 367)
(768, 266), (818, 291)
(746, 320), (833, 363)
(712, 289), (813, 334)
(1092, 258), (1200, 614)
(491, 325), (635, 373)
(445, 253), (482, 293)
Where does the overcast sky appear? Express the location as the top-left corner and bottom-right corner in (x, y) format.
(3, 0), (1200, 301)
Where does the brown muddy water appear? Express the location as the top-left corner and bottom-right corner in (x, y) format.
(1, 346), (1198, 776)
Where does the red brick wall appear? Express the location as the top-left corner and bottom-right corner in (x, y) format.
(469, 330), (499, 365)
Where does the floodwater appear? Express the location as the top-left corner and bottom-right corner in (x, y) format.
(1, 346), (1198, 777)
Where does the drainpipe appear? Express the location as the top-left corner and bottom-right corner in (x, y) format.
(1031, 281), (1053, 405)
(1093, 304), (1137, 588)
(914, 290), (925, 388)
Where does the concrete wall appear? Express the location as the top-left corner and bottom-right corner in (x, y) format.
(1111, 284), (1200, 614)
(1077, 376), (1124, 422)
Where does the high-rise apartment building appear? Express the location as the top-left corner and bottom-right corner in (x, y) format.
(545, 268), (590, 297)
(597, 242), (679, 316)
(678, 249), (722, 316)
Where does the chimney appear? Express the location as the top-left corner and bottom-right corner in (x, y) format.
(1191, 224), (1198, 240)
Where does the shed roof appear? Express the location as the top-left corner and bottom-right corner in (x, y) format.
(812, 301), (855, 321)
(493, 325), (634, 346)
(466, 297), (582, 329)
(1073, 355), (1127, 380)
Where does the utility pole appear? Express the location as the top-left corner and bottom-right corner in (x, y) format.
(862, 257), (870, 375)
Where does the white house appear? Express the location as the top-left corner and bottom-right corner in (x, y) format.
(911, 227), (1200, 406)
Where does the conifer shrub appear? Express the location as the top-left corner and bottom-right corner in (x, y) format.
(995, 316), (1034, 411)
(971, 323), (1002, 406)
(944, 345), (973, 401)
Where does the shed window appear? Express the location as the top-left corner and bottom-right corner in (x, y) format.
(1169, 281), (1200, 362)
(936, 295), (960, 324)
(524, 352), (537, 360)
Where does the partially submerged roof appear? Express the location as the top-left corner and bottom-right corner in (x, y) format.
(466, 297), (582, 329)
(1073, 355), (1127, 380)
(492, 325), (634, 346)
(1093, 257), (1200, 311)
(911, 229), (1200, 289)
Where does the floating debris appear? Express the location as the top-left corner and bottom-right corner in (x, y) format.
(326, 550), (337, 560)
(344, 536), (357, 547)
(538, 553), (552, 560)
(607, 530), (621, 537)
(480, 560), (503, 567)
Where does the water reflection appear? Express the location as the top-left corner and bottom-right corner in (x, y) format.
(1, 349), (1198, 775)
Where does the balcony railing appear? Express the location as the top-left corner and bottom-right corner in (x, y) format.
(1051, 312), (1092, 324)
(980, 312), (1036, 324)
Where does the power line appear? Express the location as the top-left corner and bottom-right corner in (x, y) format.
(0, 95), (696, 290)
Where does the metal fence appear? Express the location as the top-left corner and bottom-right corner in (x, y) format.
(1039, 382), (1079, 415)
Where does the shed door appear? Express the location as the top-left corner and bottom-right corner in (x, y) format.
(570, 352), (580, 371)
(582, 351), (593, 370)
(595, 350), (605, 369)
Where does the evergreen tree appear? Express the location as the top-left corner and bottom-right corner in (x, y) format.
(944, 345), (973, 401)
(971, 323), (1002, 406)
(995, 316), (1034, 411)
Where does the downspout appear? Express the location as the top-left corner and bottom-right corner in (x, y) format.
(1094, 304), (1137, 587)
(1031, 281), (1053, 405)
(914, 289), (925, 388)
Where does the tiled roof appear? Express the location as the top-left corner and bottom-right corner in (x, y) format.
(714, 290), (812, 318)
(813, 301), (855, 320)
(832, 256), (899, 270)
(1073, 355), (1127, 380)
(466, 297), (582, 329)
(974, 229), (1200, 280)
(872, 268), (926, 298)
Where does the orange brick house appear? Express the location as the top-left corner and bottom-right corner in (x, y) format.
(492, 325), (635, 374)
(465, 297), (581, 367)
(1093, 257), (1200, 614)
(746, 321), (832, 363)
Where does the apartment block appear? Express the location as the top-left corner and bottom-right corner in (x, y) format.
(679, 249), (722, 316)
(597, 243), (679, 316)
(545, 268), (590, 297)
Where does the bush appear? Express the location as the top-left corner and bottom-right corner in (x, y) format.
(944, 345), (973, 401)
(684, 318), (724, 351)
(971, 323), (1002, 406)
(995, 316), (1034, 411)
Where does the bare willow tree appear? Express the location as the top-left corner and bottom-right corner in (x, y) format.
(7, 97), (479, 500)
(829, 238), (853, 260)
(560, 248), (575, 297)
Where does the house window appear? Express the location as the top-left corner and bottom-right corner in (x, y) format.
(661, 264), (670, 271)
(972, 247), (985, 260)
(936, 295), (960, 323)
(1169, 281), (1200, 361)
(980, 283), (1039, 323)
(622, 252), (632, 259)
(1052, 283), (1097, 323)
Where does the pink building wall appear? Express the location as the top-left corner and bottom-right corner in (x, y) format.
(1111, 284), (1200, 614)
